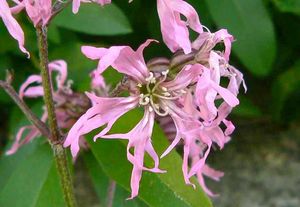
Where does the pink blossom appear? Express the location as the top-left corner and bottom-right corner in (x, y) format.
(90, 70), (106, 89)
(6, 112), (47, 155)
(195, 52), (239, 122)
(193, 29), (234, 62)
(72, 0), (112, 14)
(0, 0), (52, 56)
(64, 36), (245, 197)
(157, 91), (235, 195)
(65, 34), (245, 197)
(6, 60), (73, 155)
(0, 0), (29, 56)
(22, 0), (52, 26)
(10, 0), (52, 26)
(157, 0), (203, 54)
(65, 40), (208, 198)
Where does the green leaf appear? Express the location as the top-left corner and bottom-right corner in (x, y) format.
(272, 61), (300, 121)
(48, 25), (61, 44)
(204, 0), (276, 76)
(2, 103), (66, 207)
(83, 152), (148, 207)
(53, 3), (132, 36)
(272, 0), (300, 16)
(86, 109), (212, 207)
(0, 140), (66, 207)
(232, 96), (262, 118)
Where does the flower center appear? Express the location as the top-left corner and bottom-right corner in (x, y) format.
(138, 70), (185, 116)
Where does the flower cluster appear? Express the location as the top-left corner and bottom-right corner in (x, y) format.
(1, 0), (246, 200)
(63, 0), (246, 198)
(6, 60), (91, 155)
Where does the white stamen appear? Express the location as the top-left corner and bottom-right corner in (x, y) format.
(154, 103), (160, 109)
(161, 87), (167, 92)
(150, 78), (156, 84)
(154, 106), (169, 117)
(145, 72), (154, 82)
(149, 106), (153, 112)
(153, 93), (182, 100)
(161, 70), (169, 76)
(202, 25), (211, 34)
(137, 83), (142, 87)
(139, 94), (150, 105)
(180, 89), (186, 94)
(163, 92), (171, 96)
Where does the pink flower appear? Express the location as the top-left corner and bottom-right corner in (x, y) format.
(195, 52), (239, 122)
(6, 112), (48, 155)
(10, 0), (52, 26)
(0, 0), (52, 56)
(0, 0), (29, 56)
(64, 39), (209, 198)
(72, 0), (112, 14)
(6, 60), (73, 155)
(19, 0), (52, 26)
(63, 33), (246, 197)
(193, 29), (234, 62)
(157, 0), (203, 54)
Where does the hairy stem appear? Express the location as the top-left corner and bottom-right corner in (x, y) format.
(37, 26), (60, 143)
(110, 76), (129, 97)
(0, 80), (50, 138)
(37, 25), (77, 207)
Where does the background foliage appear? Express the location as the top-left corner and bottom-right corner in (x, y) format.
(0, 0), (300, 206)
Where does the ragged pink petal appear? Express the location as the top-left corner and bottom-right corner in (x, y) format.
(64, 93), (138, 157)
(6, 125), (39, 155)
(19, 75), (43, 99)
(188, 138), (212, 179)
(161, 64), (202, 91)
(49, 60), (68, 89)
(202, 165), (224, 181)
(24, 0), (52, 26)
(196, 169), (219, 197)
(102, 109), (166, 199)
(6, 111), (47, 155)
(214, 29), (234, 61)
(0, 0), (29, 57)
(90, 70), (106, 89)
(157, 0), (203, 54)
(82, 39), (157, 83)
(195, 54), (239, 121)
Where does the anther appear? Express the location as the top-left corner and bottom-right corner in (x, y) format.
(161, 87), (167, 92)
(180, 89), (186, 94)
(150, 78), (156, 84)
(163, 92), (171, 96)
(149, 106), (153, 112)
(145, 72), (154, 82)
(161, 70), (169, 76)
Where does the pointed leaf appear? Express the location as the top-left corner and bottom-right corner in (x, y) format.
(0, 140), (66, 207)
(53, 4), (132, 35)
(204, 0), (276, 76)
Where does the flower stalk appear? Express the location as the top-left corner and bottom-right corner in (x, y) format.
(36, 25), (77, 207)
(0, 78), (50, 138)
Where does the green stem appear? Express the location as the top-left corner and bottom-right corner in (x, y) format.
(36, 25), (77, 207)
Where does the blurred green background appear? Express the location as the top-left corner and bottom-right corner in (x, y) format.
(0, 0), (300, 206)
